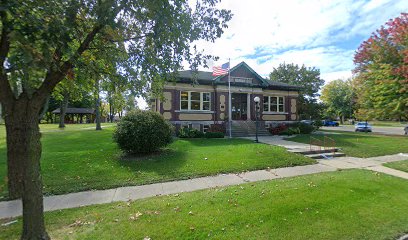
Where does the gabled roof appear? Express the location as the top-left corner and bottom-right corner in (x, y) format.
(52, 108), (95, 114)
(214, 61), (269, 86)
(174, 62), (302, 91)
(178, 70), (213, 81)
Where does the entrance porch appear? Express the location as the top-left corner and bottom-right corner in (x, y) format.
(231, 93), (253, 121)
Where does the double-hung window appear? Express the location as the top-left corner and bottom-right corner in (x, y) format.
(263, 96), (285, 112)
(180, 91), (211, 111)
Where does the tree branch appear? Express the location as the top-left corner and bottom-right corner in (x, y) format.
(0, 4), (15, 106)
(34, 24), (104, 106)
(109, 34), (151, 43)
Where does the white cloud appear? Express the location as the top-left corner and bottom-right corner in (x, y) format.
(140, 0), (405, 109)
(192, 0), (406, 81)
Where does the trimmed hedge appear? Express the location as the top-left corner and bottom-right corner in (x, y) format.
(113, 110), (174, 154)
(178, 128), (205, 138)
(269, 122), (317, 135)
(178, 127), (224, 138)
(204, 132), (224, 138)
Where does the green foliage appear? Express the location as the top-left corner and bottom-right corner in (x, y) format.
(1, 0), (232, 102)
(204, 131), (224, 138)
(269, 63), (325, 120)
(270, 122), (316, 136)
(178, 127), (205, 138)
(113, 111), (174, 154)
(279, 127), (300, 136)
(295, 122), (317, 134)
(314, 120), (323, 127)
(353, 13), (408, 121)
(320, 79), (355, 122)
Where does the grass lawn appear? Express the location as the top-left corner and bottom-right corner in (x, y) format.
(2, 170), (408, 239)
(289, 131), (408, 158)
(384, 160), (408, 173)
(0, 124), (314, 199)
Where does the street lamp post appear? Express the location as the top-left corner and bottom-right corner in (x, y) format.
(254, 96), (260, 143)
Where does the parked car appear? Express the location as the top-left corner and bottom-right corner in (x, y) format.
(322, 120), (339, 127)
(355, 122), (372, 132)
(300, 120), (314, 125)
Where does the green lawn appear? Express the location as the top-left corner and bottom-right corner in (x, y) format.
(289, 131), (408, 158)
(384, 160), (408, 173)
(0, 124), (313, 199)
(2, 170), (408, 239)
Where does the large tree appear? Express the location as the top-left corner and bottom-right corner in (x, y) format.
(269, 63), (325, 120)
(0, 1), (232, 239)
(320, 79), (355, 123)
(353, 13), (408, 121)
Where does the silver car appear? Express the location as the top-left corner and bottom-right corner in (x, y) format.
(355, 122), (372, 132)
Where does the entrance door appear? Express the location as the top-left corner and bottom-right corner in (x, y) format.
(231, 93), (247, 120)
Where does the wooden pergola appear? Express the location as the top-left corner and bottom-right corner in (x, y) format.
(52, 108), (95, 124)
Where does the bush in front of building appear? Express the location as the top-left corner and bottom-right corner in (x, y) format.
(204, 132), (224, 138)
(178, 127), (205, 138)
(177, 123), (225, 138)
(269, 124), (289, 135)
(113, 110), (174, 154)
(269, 122), (316, 135)
(207, 124), (225, 133)
(293, 122), (316, 134)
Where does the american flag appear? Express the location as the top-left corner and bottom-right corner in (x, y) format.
(212, 62), (230, 76)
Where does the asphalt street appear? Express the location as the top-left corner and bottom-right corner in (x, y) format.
(321, 125), (407, 136)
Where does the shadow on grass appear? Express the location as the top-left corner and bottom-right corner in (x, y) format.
(292, 131), (407, 149)
(117, 148), (188, 177)
(182, 137), (254, 147)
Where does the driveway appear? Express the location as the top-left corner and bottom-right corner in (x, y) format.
(321, 125), (407, 136)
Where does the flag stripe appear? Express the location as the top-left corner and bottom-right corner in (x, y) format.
(212, 62), (230, 76)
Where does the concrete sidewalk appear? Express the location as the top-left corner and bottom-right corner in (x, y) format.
(1, 136), (407, 219)
(242, 135), (312, 151)
(1, 153), (408, 219)
(0, 163), (337, 219)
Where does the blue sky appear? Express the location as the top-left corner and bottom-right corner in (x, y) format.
(194, 0), (407, 82)
(138, 0), (407, 108)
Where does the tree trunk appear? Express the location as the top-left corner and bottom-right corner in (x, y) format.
(109, 100), (113, 123)
(38, 95), (50, 123)
(4, 98), (50, 239)
(95, 80), (102, 130)
(59, 92), (69, 128)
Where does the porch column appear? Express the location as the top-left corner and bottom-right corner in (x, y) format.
(247, 93), (251, 121)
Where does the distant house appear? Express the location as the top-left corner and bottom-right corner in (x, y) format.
(52, 108), (97, 124)
(150, 62), (301, 134)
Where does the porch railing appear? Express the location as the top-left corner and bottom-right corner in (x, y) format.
(323, 136), (336, 156)
(309, 136), (336, 157)
(309, 137), (323, 152)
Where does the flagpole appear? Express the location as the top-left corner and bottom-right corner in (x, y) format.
(228, 58), (232, 138)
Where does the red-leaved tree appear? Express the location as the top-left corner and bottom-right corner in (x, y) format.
(353, 13), (408, 120)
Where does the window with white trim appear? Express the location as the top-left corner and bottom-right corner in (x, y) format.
(180, 91), (211, 111)
(263, 96), (285, 112)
